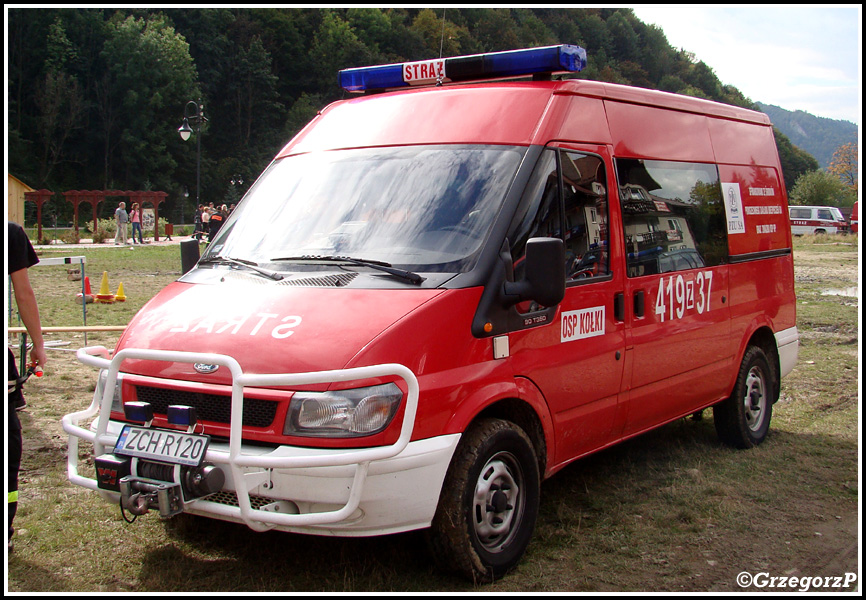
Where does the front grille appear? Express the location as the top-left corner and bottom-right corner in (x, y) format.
(135, 386), (278, 428)
(205, 491), (273, 509)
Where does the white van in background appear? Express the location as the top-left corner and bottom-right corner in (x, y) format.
(789, 205), (849, 235)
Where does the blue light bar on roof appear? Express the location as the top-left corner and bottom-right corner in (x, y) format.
(339, 44), (587, 93)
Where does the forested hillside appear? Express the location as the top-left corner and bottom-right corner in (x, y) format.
(758, 103), (858, 169)
(8, 8), (819, 223)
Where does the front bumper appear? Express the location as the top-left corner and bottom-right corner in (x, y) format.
(63, 346), (458, 536)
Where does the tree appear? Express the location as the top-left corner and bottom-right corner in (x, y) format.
(606, 10), (639, 62)
(411, 8), (462, 57)
(35, 17), (85, 187)
(471, 9), (520, 52)
(576, 13), (611, 58)
(100, 14), (199, 192)
(310, 9), (372, 96)
(827, 142), (858, 195)
(36, 70), (85, 187)
(228, 36), (284, 156)
(346, 7), (391, 54)
(789, 170), (856, 207)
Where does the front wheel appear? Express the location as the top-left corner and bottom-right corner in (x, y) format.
(714, 345), (775, 448)
(426, 418), (540, 582)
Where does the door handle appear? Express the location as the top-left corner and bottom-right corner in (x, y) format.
(634, 290), (645, 318)
(614, 292), (625, 322)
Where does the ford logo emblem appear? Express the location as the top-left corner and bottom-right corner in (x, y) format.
(193, 363), (219, 374)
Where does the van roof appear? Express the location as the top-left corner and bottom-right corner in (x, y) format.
(552, 79), (771, 126)
(280, 79), (772, 160)
(790, 205), (844, 210)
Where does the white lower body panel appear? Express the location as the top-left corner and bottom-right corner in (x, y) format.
(775, 326), (800, 378)
(186, 433), (460, 536)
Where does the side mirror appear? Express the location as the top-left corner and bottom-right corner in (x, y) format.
(503, 237), (565, 308)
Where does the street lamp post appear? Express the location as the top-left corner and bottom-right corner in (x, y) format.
(178, 100), (207, 219)
(229, 174), (244, 207)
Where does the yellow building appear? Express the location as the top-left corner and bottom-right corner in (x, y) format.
(7, 174), (34, 225)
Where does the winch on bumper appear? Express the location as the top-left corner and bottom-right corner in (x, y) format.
(63, 347), (458, 535)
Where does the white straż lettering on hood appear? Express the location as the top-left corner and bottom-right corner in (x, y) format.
(134, 283), (302, 339)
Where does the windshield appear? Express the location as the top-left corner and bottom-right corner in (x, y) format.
(205, 145), (525, 272)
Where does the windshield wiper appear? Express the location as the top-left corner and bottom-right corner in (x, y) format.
(271, 255), (424, 285)
(199, 255), (284, 281)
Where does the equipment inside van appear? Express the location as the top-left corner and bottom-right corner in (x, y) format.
(64, 45), (798, 582)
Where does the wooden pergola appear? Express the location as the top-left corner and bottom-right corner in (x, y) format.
(60, 190), (169, 241)
(22, 189), (53, 242)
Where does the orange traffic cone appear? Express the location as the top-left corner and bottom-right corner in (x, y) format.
(76, 276), (95, 304)
(95, 271), (115, 303)
(115, 282), (126, 302)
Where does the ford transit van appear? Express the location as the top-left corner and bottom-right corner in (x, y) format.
(64, 45), (798, 581)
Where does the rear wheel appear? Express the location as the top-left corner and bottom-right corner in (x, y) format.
(714, 345), (774, 448)
(427, 418), (540, 582)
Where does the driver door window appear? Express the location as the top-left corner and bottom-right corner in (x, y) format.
(561, 152), (609, 280)
(510, 148), (610, 284)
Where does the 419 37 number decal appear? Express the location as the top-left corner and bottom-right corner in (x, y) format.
(655, 271), (713, 322)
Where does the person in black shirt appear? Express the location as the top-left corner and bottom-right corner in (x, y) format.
(7, 222), (46, 550)
(208, 204), (226, 242)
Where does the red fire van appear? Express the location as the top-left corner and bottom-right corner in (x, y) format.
(64, 45), (798, 581)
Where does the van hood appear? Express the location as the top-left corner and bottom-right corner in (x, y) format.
(118, 280), (443, 384)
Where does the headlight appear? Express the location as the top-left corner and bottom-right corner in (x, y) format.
(284, 383), (403, 437)
(95, 369), (124, 413)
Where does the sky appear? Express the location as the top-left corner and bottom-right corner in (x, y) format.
(630, 5), (861, 126)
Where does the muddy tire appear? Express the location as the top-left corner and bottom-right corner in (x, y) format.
(714, 345), (775, 448)
(426, 418), (540, 582)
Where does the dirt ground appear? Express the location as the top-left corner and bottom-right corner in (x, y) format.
(769, 246), (860, 592)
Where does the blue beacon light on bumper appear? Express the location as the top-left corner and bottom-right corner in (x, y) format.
(167, 405), (198, 430)
(123, 401), (154, 424)
(339, 44), (587, 93)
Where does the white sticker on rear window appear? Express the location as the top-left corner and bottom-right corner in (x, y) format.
(722, 182), (746, 235)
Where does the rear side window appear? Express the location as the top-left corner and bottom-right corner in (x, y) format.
(616, 159), (727, 277)
(789, 208), (811, 219)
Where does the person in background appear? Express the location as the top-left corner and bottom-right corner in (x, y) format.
(7, 222), (47, 551)
(208, 204), (226, 242)
(114, 201), (129, 245)
(193, 204), (204, 241)
(201, 205), (211, 243)
(130, 202), (144, 244)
